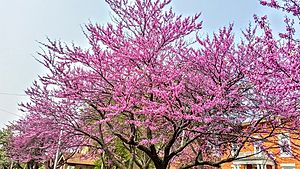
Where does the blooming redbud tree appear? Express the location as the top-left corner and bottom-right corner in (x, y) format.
(11, 0), (300, 168)
(7, 113), (83, 169)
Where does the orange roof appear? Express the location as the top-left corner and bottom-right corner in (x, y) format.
(66, 153), (95, 166)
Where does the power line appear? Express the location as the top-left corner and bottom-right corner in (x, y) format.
(0, 107), (23, 117)
(0, 92), (27, 97)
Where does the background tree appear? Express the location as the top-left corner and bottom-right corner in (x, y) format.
(0, 127), (26, 169)
(0, 128), (11, 169)
(7, 114), (81, 169)
(12, 0), (300, 169)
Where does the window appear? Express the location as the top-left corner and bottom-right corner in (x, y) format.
(253, 136), (264, 157)
(281, 167), (295, 169)
(231, 143), (238, 156)
(253, 142), (262, 157)
(278, 133), (291, 157)
(281, 163), (295, 169)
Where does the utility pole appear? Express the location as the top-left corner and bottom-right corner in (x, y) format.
(53, 128), (63, 169)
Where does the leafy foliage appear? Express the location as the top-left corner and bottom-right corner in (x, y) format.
(0, 128), (10, 168)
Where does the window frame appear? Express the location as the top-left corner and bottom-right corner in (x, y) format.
(278, 133), (291, 157)
(231, 143), (238, 156)
(253, 142), (262, 157)
(280, 163), (295, 169)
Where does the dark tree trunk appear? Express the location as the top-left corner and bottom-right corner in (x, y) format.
(16, 163), (23, 169)
(152, 160), (169, 169)
(33, 163), (39, 169)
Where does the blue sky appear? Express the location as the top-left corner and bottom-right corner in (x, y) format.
(0, 0), (285, 128)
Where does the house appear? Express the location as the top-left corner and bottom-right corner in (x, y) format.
(61, 153), (95, 169)
(59, 149), (95, 169)
(221, 131), (300, 169)
(57, 125), (300, 169)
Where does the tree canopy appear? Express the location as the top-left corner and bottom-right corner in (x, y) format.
(8, 0), (300, 169)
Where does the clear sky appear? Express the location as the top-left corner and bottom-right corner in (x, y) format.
(0, 0), (284, 128)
